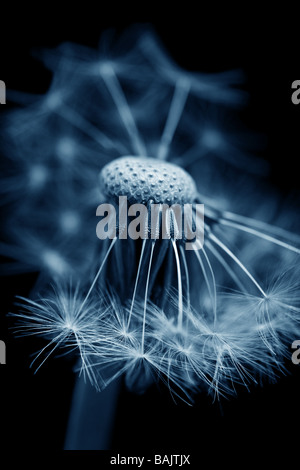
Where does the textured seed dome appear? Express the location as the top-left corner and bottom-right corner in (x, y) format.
(99, 156), (197, 204)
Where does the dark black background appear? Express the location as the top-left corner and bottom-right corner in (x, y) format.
(0, 4), (299, 461)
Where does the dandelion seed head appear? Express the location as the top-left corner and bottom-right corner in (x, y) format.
(59, 210), (81, 235)
(41, 249), (70, 276)
(10, 281), (109, 373)
(56, 137), (76, 162)
(3, 26), (300, 401)
(28, 164), (49, 190)
(99, 156), (197, 204)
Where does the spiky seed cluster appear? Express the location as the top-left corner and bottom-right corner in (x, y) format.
(99, 156), (198, 205)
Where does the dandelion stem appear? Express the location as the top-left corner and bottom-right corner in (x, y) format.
(157, 78), (190, 160)
(64, 374), (121, 450)
(78, 237), (117, 314)
(141, 241), (155, 354)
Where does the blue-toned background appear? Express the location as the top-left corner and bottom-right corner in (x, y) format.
(1, 5), (299, 455)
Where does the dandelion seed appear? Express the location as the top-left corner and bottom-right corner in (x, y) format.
(2, 26), (300, 402)
(10, 282), (106, 373)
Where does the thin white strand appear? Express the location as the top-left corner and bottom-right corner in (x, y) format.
(127, 238), (147, 329)
(141, 241), (156, 354)
(101, 65), (147, 155)
(206, 241), (246, 292)
(179, 244), (191, 312)
(172, 240), (184, 329)
(194, 249), (217, 324)
(202, 246), (217, 326)
(209, 232), (267, 297)
(57, 104), (124, 152)
(78, 237), (117, 315)
(222, 210), (300, 245)
(218, 218), (300, 254)
(157, 78), (190, 160)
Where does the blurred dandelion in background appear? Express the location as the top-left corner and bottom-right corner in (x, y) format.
(1, 25), (300, 447)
